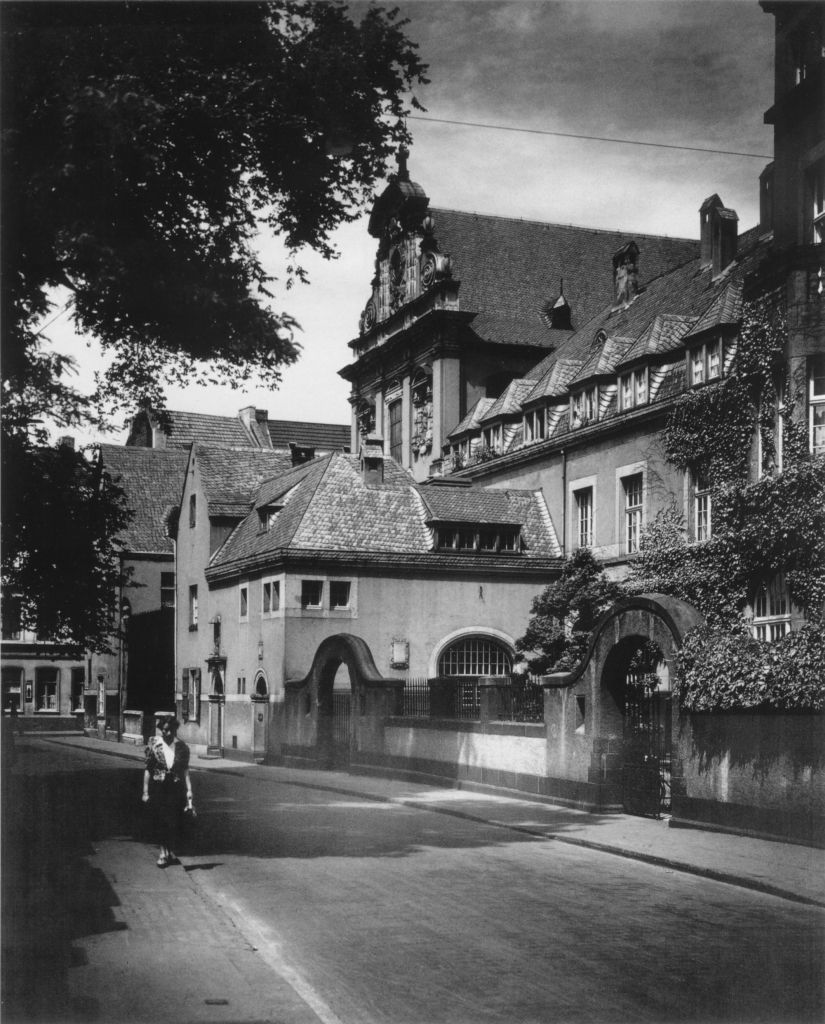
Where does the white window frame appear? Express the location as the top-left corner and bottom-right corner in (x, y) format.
(688, 338), (724, 387)
(482, 424), (502, 453)
(329, 580), (352, 610)
(634, 367), (648, 406)
(620, 373), (633, 411)
(523, 407), (546, 444)
(301, 578), (324, 610)
(809, 354), (825, 455)
(189, 584), (199, 628)
(691, 471), (712, 543)
(571, 386), (598, 428)
(622, 472), (644, 555)
(35, 667), (59, 713)
(752, 574), (792, 642)
(261, 576), (282, 619)
(575, 486), (593, 549)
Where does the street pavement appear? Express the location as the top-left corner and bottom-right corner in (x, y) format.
(3, 733), (824, 1024)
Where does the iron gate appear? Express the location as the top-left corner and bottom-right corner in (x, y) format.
(621, 671), (671, 817)
(330, 691), (351, 764)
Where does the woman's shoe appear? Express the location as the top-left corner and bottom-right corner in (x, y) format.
(157, 855), (168, 868)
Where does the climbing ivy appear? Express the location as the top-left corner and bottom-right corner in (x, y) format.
(629, 298), (825, 710)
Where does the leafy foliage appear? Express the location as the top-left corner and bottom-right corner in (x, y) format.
(628, 299), (825, 709)
(1, 436), (132, 650)
(1, 1), (427, 647)
(676, 624), (825, 711)
(517, 548), (627, 673)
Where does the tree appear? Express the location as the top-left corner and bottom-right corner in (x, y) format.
(1, 1), (427, 646)
(516, 548), (627, 674)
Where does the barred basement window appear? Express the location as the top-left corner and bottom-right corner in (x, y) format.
(752, 574), (792, 642)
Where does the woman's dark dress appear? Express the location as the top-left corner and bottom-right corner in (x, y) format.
(145, 736), (190, 849)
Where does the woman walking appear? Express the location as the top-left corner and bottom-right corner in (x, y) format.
(142, 717), (194, 867)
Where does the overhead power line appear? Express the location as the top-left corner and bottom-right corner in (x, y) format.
(408, 114), (773, 160)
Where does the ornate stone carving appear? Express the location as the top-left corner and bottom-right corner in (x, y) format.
(411, 376), (433, 457)
(360, 298), (377, 335)
(420, 251), (452, 290)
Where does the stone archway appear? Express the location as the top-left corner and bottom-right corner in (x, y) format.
(283, 635), (402, 769)
(544, 594), (704, 815)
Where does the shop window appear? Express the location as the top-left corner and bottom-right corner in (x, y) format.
(35, 667), (59, 712)
(2, 666), (23, 713)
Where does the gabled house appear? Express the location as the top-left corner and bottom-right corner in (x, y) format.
(173, 442), (560, 760)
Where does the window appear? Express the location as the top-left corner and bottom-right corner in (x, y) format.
(575, 487), (593, 548)
(692, 472), (712, 542)
(259, 505), (281, 531)
(623, 474), (643, 554)
(239, 584), (249, 621)
(689, 338), (723, 386)
(524, 408), (546, 444)
(189, 585), (198, 628)
(71, 667), (85, 712)
(810, 355), (825, 455)
(438, 636), (512, 677)
(301, 579), (323, 609)
(181, 668), (201, 723)
(481, 424), (502, 454)
(189, 494), (197, 528)
(388, 399), (402, 462)
(262, 579), (281, 616)
(237, 676), (246, 695)
(2, 667), (23, 713)
(571, 387), (597, 427)
(161, 572), (175, 608)
(330, 581), (351, 609)
(809, 161), (825, 244)
(35, 667), (58, 712)
(620, 369), (648, 411)
(752, 574), (791, 642)
(434, 524), (521, 553)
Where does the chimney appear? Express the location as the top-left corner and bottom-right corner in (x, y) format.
(612, 242), (640, 308)
(238, 406), (271, 448)
(151, 423), (167, 448)
(289, 442), (316, 466)
(759, 163), (774, 236)
(360, 435), (385, 485)
(58, 435), (75, 450)
(700, 195), (738, 275)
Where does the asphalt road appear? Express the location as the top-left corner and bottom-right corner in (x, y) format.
(3, 738), (824, 1024)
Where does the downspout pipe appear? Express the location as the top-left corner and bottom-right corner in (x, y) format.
(560, 448), (567, 555)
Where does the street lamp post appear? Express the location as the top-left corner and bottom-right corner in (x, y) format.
(118, 598), (131, 742)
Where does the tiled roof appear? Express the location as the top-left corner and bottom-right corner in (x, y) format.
(429, 207), (699, 340)
(208, 453), (558, 572)
(569, 336), (635, 385)
(163, 411), (250, 448)
(618, 314), (697, 367)
(267, 420), (350, 451)
(523, 358), (584, 404)
(684, 280), (743, 339)
(449, 398), (496, 439)
(98, 445), (188, 553)
(194, 446), (294, 517)
(479, 380), (535, 422)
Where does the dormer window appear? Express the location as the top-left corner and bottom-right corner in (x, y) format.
(571, 386), (597, 428)
(258, 505), (282, 531)
(481, 424), (502, 454)
(434, 523), (522, 554)
(523, 408), (546, 444)
(688, 338), (723, 387)
(619, 368), (648, 412)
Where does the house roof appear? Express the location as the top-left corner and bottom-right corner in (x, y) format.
(266, 420), (350, 451)
(479, 380), (536, 422)
(617, 314), (697, 367)
(523, 357), (584, 404)
(98, 445), (189, 553)
(427, 207), (699, 343)
(193, 446), (294, 518)
(568, 336), (635, 386)
(208, 453), (559, 574)
(449, 398), (496, 439)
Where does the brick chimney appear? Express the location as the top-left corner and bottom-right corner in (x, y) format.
(360, 435), (385, 484)
(700, 195), (738, 276)
(612, 242), (640, 308)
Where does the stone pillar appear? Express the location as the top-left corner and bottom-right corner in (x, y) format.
(432, 354), (461, 456)
(401, 373), (412, 470)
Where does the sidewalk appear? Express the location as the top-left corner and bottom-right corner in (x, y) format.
(48, 733), (825, 909)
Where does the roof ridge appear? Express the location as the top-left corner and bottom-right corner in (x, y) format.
(431, 205), (698, 245)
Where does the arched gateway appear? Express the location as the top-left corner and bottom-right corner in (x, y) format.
(546, 595), (704, 817)
(283, 634), (402, 769)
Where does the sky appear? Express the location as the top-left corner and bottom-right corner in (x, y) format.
(43, 0), (775, 447)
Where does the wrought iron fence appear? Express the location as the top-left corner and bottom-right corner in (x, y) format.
(402, 677), (430, 717)
(510, 676), (545, 722)
(398, 675), (544, 723)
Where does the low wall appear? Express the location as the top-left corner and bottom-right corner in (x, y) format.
(672, 710), (825, 845)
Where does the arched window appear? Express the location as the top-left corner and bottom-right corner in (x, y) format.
(752, 574), (792, 642)
(438, 636), (512, 678)
(254, 673), (268, 698)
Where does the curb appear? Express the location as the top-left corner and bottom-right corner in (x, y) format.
(40, 736), (825, 909)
